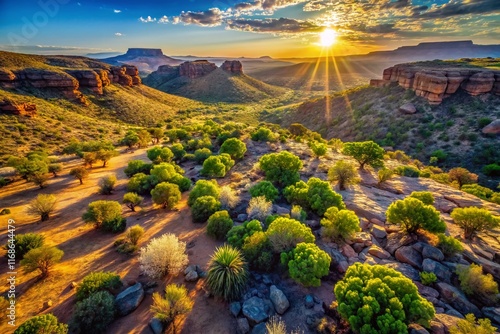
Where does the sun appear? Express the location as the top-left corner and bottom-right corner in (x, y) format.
(319, 29), (337, 47)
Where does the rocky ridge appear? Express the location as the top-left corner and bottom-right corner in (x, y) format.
(370, 63), (500, 104)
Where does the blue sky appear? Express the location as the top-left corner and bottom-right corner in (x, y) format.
(0, 0), (499, 57)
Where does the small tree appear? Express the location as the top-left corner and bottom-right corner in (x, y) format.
(127, 225), (145, 246)
(342, 141), (385, 169)
(30, 172), (49, 189)
(150, 128), (165, 144)
(137, 129), (152, 148)
(409, 191), (435, 205)
(48, 163), (62, 177)
(191, 196), (221, 223)
(247, 196), (273, 221)
(151, 182), (181, 210)
(309, 141), (328, 157)
(124, 160), (152, 177)
(201, 154), (234, 178)
(76, 271), (122, 301)
(335, 263), (435, 333)
(386, 197), (446, 234)
(96, 149), (119, 167)
(266, 217), (315, 253)
(69, 291), (115, 334)
(451, 207), (499, 239)
(307, 177), (346, 216)
(281, 242), (330, 287)
(206, 245), (248, 301)
(219, 185), (240, 210)
(122, 131), (139, 149)
(328, 160), (359, 190)
(449, 314), (496, 334)
(14, 314), (68, 334)
(123, 192), (143, 212)
(207, 210), (234, 240)
(147, 146), (174, 164)
(449, 167), (478, 188)
(151, 284), (194, 331)
(171, 143), (186, 161)
(188, 180), (220, 206)
(321, 207), (360, 243)
(259, 151), (303, 187)
(82, 200), (125, 232)
(7, 233), (44, 259)
(27, 194), (57, 221)
(139, 233), (188, 278)
(69, 166), (89, 184)
(21, 246), (64, 277)
(249, 181), (279, 202)
(98, 174), (117, 195)
(377, 167), (394, 185)
(83, 152), (98, 168)
(220, 138), (247, 160)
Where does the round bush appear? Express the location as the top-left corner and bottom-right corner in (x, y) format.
(259, 151), (302, 187)
(220, 138), (247, 160)
(246, 196), (273, 221)
(409, 191), (435, 205)
(139, 233), (188, 278)
(451, 207), (500, 240)
(266, 217), (315, 253)
(124, 160), (152, 178)
(242, 231), (274, 272)
(188, 180), (220, 207)
(76, 271), (122, 301)
(307, 177), (346, 216)
(320, 207), (360, 243)
(334, 263), (435, 334)
(207, 210), (234, 240)
(386, 197), (446, 234)
(194, 148), (212, 164)
(151, 182), (181, 210)
(191, 196), (221, 223)
(249, 181), (279, 202)
(206, 245), (248, 301)
(227, 220), (263, 248)
(69, 291), (115, 334)
(281, 242), (330, 287)
(147, 146), (173, 164)
(328, 160), (359, 190)
(201, 154), (234, 178)
(14, 314), (67, 334)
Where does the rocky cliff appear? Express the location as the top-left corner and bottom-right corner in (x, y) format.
(221, 60), (243, 75)
(102, 48), (182, 73)
(370, 63), (500, 104)
(0, 99), (36, 117)
(179, 60), (217, 79)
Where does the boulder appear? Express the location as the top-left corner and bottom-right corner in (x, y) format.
(367, 245), (391, 259)
(230, 302), (242, 317)
(415, 282), (439, 299)
(408, 323), (429, 334)
(399, 103), (417, 115)
(436, 282), (481, 317)
(422, 259), (451, 282)
(434, 314), (461, 334)
(462, 71), (495, 95)
(149, 318), (164, 334)
(269, 285), (289, 315)
(371, 225), (387, 239)
(251, 323), (267, 334)
(430, 320), (445, 334)
(385, 262), (421, 281)
(273, 205), (290, 215)
(421, 244), (445, 262)
(395, 246), (423, 269)
(482, 119), (500, 135)
(242, 297), (270, 325)
(385, 232), (414, 254)
(185, 270), (199, 282)
(115, 282), (145, 316)
(341, 244), (357, 258)
(352, 232), (373, 246)
(481, 307), (500, 325)
(237, 214), (248, 222)
(237, 317), (250, 334)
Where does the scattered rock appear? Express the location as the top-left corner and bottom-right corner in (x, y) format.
(395, 246), (423, 269)
(251, 323), (267, 334)
(429, 321), (445, 334)
(436, 282), (481, 317)
(237, 214), (248, 222)
(269, 285), (289, 315)
(341, 244), (357, 258)
(399, 103), (417, 114)
(230, 302), (242, 317)
(115, 282), (145, 316)
(385, 232), (414, 254)
(185, 270), (199, 282)
(305, 295), (315, 309)
(415, 282), (439, 299)
(367, 245), (391, 259)
(421, 244), (445, 262)
(237, 317), (250, 334)
(422, 258), (451, 282)
(370, 225), (387, 239)
(482, 307), (500, 325)
(408, 323), (429, 334)
(482, 119), (500, 135)
(149, 318), (164, 334)
(242, 297), (270, 325)
(384, 262), (421, 281)
(273, 205), (290, 215)
(352, 232), (372, 246)
(306, 220), (321, 230)
(434, 314), (461, 334)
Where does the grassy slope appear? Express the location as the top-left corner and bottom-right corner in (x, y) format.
(263, 83), (500, 185)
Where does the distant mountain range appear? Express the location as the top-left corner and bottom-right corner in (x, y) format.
(102, 48), (183, 74)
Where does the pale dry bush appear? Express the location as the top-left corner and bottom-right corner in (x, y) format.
(247, 196), (272, 221)
(139, 234), (188, 279)
(219, 185), (240, 210)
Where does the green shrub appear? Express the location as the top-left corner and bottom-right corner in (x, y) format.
(207, 210), (234, 240)
(124, 160), (152, 177)
(409, 191), (435, 205)
(127, 225), (145, 246)
(98, 174), (117, 195)
(289, 123), (309, 136)
(335, 263), (435, 333)
(328, 160), (359, 190)
(127, 173), (154, 195)
(219, 138), (247, 160)
(206, 245), (248, 301)
(147, 146), (173, 164)
(483, 163), (500, 177)
(281, 242), (330, 287)
(419, 271), (437, 286)
(191, 196), (221, 223)
(21, 246), (63, 278)
(437, 234), (464, 257)
(394, 165), (421, 178)
(283, 180), (309, 208)
(386, 197), (445, 234)
(201, 154), (234, 177)
(249, 181), (279, 202)
(320, 207), (360, 243)
(170, 143), (186, 161)
(194, 148), (212, 164)
(242, 231), (274, 272)
(342, 141), (385, 169)
(491, 193), (500, 204)
(83, 200), (125, 232)
(451, 207), (500, 239)
(0, 208), (10, 215)
(377, 168), (394, 185)
(188, 180), (220, 206)
(310, 141), (328, 157)
(430, 149), (447, 162)
(290, 205), (306, 222)
(70, 291), (115, 334)
(123, 192), (143, 212)
(76, 272), (122, 301)
(6, 233), (44, 259)
(266, 217), (315, 253)
(151, 284), (193, 326)
(307, 177), (346, 216)
(26, 194), (57, 222)
(456, 264), (499, 304)
(247, 196), (273, 221)
(14, 314), (68, 334)
(461, 184), (494, 200)
(449, 167), (478, 188)
(259, 151), (302, 187)
(227, 220), (263, 248)
(251, 127), (277, 142)
(48, 163), (63, 177)
(151, 182), (181, 210)
(478, 117), (492, 128)
(449, 314), (496, 334)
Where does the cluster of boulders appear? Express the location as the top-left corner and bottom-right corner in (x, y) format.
(370, 64), (500, 104)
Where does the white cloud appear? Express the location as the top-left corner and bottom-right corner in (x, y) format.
(139, 16), (156, 23)
(115, 32), (123, 37)
(114, 9), (121, 13)
(158, 15), (169, 24)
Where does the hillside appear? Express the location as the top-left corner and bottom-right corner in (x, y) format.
(263, 61), (500, 186)
(144, 60), (288, 103)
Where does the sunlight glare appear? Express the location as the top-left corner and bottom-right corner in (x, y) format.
(319, 29), (337, 47)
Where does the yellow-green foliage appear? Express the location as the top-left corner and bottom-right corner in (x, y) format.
(386, 197), (445, 234)
(451, 207), (500, 239)
(281, 242), (330, 287)
(321, 207), (360, 243)
(450, 314), (496, 334)
(456, 264), (499, 304)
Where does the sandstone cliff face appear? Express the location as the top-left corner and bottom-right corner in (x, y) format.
(0, 100), (37, 117)
(370, 64), (500, 104)
(221, 60), (243, 75)
(179, 60), (217, 79)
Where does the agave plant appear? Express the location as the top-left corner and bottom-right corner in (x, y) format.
(206, 245), (248, 301)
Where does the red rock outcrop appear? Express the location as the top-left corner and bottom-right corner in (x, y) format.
(221, 60), (243, 75)
(0, 100), (37, 117)
(179, 60), (217, 79)
(109, 65), (141, 86)
(371, 64), (500, 104)
(482, 119), (500, 135)
(67, 69), (107, 94)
